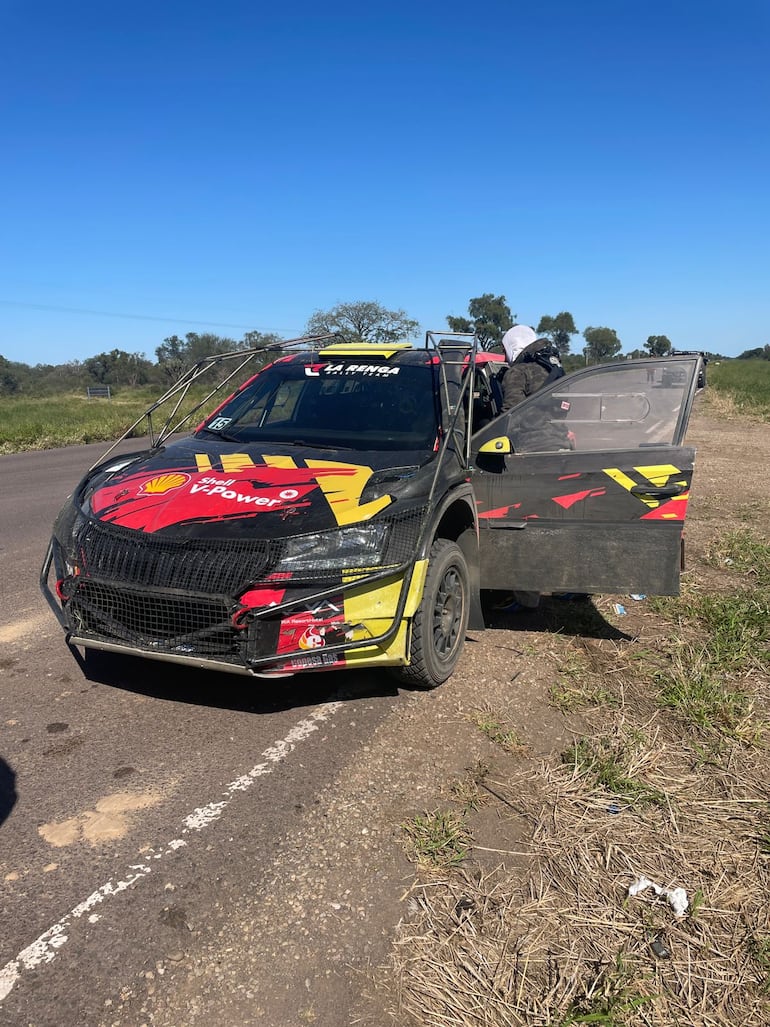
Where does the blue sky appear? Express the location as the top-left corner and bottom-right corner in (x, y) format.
(1, 0), (768, 363)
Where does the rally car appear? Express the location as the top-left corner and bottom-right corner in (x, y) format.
(41, 335), (704, 689)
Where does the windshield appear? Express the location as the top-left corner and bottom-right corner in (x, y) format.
(197, 359), (440, 452)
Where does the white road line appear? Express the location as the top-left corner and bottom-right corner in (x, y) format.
(0, 701), (343, 1003)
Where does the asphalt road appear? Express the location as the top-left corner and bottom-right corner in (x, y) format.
(0, 440), (409, 1026)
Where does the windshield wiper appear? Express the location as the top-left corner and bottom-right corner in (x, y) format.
(197, 427), (242, 443)
(286, 439), (355, 450)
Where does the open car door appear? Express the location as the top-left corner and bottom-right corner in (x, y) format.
(471, 355), (703, 596)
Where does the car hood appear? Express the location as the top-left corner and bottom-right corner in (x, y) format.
(82, 437), (434, 538)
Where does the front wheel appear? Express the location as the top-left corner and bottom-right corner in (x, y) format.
(397, 539), (470, 689)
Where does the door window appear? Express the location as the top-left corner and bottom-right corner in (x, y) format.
(491, 358), (699, 454)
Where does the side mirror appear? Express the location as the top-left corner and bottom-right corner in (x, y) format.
(478, 436), (511, 455)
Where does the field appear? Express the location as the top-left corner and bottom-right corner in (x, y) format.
(0, 393), (152, 453)
(0, 387), (218, 454)
(0, 358), (768, 454)
(708, 358), (770, 418)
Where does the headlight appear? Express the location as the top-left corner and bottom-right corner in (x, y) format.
(275, 523), (389, 572)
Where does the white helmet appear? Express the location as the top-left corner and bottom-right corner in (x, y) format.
(501, 325), (537, 363)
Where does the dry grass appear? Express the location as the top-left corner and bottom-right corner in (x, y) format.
(393, 727), (770, 1025)
(390, 525), (770, 1026)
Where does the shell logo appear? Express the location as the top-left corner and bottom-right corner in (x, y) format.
(139, 472), (190, 495)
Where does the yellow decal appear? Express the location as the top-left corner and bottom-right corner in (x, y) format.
(634, 464), (682, 485)
(343, 623), (409, 666)
(318, 342), (412, 358)
(193, 453), (393, 524)
(603, 464), (687, 509)
(306, 459), (393, 525)
(603, 468), (638, 493)
(340, 562), (428, 667)
(344, 577), (402, 622)
(195, 452), (259, 474)
(262, 455), (299, 469)
(220, 453), (258, 473)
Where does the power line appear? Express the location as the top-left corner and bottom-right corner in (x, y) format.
(0, 299), (300, 334)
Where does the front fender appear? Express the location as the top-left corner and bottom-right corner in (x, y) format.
(419, 485), (483, 630)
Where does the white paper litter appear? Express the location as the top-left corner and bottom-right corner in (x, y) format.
(628, 876), (689, 917)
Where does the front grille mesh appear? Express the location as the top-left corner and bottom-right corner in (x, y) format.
(68, 580), (237, 658)
(76, 519), (275, 593)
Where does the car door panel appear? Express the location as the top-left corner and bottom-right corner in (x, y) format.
(476, 446), (693, 593)
(471, 356), (701, 596)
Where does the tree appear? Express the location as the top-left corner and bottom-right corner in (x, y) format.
(644, 335), (672, 357)
(536, 312), (578, 354)
(0, 355), (19, 395)
(583, 326), (622, 363)
(83, 349), (154, 387)
(241, 330), (285, 351)
(156, 332), (238, 381)
(447, 294), (514, 351)
(305, 301), (419, 344)
(155, 335), (188, 381)
(29, 359), (90, 395)
(737, 345), (770, 360)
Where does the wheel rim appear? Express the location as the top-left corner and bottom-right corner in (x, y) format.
(432, 566), (464, 661)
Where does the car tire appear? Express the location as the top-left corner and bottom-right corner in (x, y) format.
(396, 538), (470, 689)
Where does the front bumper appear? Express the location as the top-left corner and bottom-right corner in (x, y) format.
(41, 536), (428, 677)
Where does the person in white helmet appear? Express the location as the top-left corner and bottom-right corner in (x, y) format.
(495, 325), (567, 613)
(500, 324), (563, 411)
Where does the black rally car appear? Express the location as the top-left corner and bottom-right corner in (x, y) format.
(41, 335), (704, 688)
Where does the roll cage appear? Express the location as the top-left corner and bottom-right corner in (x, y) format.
(94, 330), (486, 471)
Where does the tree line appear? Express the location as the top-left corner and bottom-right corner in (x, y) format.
(0, 330), (283, 397)
(445, 294), (730, 366)
(0, 296), (738, 397)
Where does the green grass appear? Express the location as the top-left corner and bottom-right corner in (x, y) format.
(451, 761), (490, 812)
(561, 736), (666, 807)
(548, 645), (622, 712)
(656, 653), (755, 737)
(560, 957), (652, 1026)
(649, 530), (769, 740)
(708, 359), (770, 418)
(705, 530), (770, 588)
(550, 680), (621, 712)
(468, 707), (523, 753)
(402, 809), (472, 869)
(0, 386), (221, 453)
(0, 394), (151, 452)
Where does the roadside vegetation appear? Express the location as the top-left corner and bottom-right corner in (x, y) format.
(376, 404), (765, 1022)
(0, 392), (157, 453)
(0, 386), (228, 454)
(708, 358), (770, 419)
(4, 294), (754, 453)
(4, 353), (766, 454)
(395, 527), (770, 1026)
